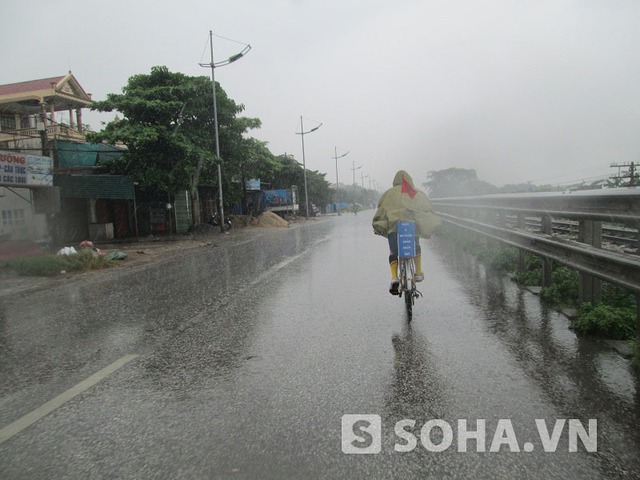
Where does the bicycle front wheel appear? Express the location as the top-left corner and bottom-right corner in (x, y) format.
(404, 286), (412, 321)
(399, 258), (413, 321)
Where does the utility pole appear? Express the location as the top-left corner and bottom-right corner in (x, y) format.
(610, 162), (639, 187)
(295, 117), (322, 219)
(332, 147), (349, 215)
(350, 161), (361, 191)
(199, 31), (251, 231)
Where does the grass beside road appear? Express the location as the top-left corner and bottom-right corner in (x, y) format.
(435, 223), (640, 366)
(2, 251), (113, 277)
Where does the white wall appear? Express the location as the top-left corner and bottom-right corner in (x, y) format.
(0, 187), (48, 241)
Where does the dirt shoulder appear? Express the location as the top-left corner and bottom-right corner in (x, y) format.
(0, 216), (335, 299)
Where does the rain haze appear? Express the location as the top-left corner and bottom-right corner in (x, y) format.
(3, 0), (639, 190)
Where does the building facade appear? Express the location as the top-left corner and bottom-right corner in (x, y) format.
(0, 73), (133, 245)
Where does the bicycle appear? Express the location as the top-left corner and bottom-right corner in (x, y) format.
(396, 221), (422, 321)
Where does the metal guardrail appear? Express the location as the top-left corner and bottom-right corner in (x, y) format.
(432, 188), (640, 226)
(510, 217), (639, 249)
(437, 211), (640, 294)
(431, 189), (640, 332)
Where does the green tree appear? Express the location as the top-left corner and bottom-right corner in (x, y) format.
(305, 169), (332, 213)
(88, 66), (260, 223)
(268, 154), (303, 189)
(423, 168), (498, 198)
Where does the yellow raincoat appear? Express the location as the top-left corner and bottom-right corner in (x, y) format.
(372, 170), (441, 238)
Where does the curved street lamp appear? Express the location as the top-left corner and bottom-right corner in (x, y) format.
(332, 147), (349, 215)
(350, 162), (362, 210)
(199, 31), (251, 232)
(351, 162), (362, 190)
(295, 117), (322, 219)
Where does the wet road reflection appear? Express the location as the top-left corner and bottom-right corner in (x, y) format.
(386, 326), (447, 420)
(432, 238), (640, 478)
(1, 214), (639, 479)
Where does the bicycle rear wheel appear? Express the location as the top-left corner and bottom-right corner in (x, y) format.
(399, 258), (413, 321)
(404, 286), (412, 320)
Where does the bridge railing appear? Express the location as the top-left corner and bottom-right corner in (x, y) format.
(431, 188), (640, 335)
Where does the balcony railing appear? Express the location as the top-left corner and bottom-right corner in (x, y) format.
(0, 124), (87, 143)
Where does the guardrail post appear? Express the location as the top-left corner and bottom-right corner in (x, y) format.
(637, 293), (640, 341)
(517, 213), (526, 272)
(487, 211), (502, 250)
(578, 220), (603, 304)
(541, 215), (553, 287)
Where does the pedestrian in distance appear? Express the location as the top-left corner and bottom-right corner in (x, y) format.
(372, 170), (441, 295)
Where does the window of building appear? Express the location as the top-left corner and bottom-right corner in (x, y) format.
(0, 116), (17, 131)
(20, 115), (33, 129)
(2, 209), (13, 226)
(13, 209), (25, 226)
(1, 209), (24, 227)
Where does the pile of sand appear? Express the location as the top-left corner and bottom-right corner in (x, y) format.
(229, 215), (253, 227)
(256, 211), (289, 228)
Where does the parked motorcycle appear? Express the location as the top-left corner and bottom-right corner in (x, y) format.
(208, 212), (232, 231)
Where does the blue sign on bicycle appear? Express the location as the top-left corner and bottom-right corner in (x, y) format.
(397, 221), (416, 258)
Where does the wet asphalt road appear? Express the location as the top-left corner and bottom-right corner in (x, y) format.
(1, 213), (639, 479)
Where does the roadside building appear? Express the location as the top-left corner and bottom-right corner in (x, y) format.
(0, 73), (132, 246)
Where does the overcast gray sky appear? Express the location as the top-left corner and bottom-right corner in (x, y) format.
(3, 0), (640, 190)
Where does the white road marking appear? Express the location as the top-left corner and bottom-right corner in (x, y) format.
(0, 354), (139, 445)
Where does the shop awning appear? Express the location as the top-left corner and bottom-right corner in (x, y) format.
(54, 140), (126, 168)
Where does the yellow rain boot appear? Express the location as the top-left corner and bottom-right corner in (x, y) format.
(389, 260), (399, 295)
(390, 260), (398, 279)
(415, 255), (424, 282)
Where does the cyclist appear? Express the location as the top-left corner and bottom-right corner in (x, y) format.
(372, 170), (441, 295)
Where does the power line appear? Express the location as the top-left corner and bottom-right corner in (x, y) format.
(525, 168), (613, 185)
(553, 174), (611, 186)
(213, 33), (250, 47)
(610, 162), (639, 186)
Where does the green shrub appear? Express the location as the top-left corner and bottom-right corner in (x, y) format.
(437, 223), (640, 344)
(573, 303), (636, 340)
(515, 269), (541, 286)
(602, 282), (636, 309)
(4, 255), (81, 277)
(483, 247), (518, 271)
(631, 340), (640, 369)
(513, 253), (542, 286)
(541, 267), (579, 307)
(438, 225), (517, 272)
(75, 251), (113, 270)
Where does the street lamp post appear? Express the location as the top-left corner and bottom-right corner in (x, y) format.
(351, 161), (362, 190)
(295, 116), (322, 219)
(199, 31), (251, 232)
(362, 172), (369, 190)
(350, 161), (362, 210)
(362, 173), (371, 208)
(332, 147), (349, 215)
